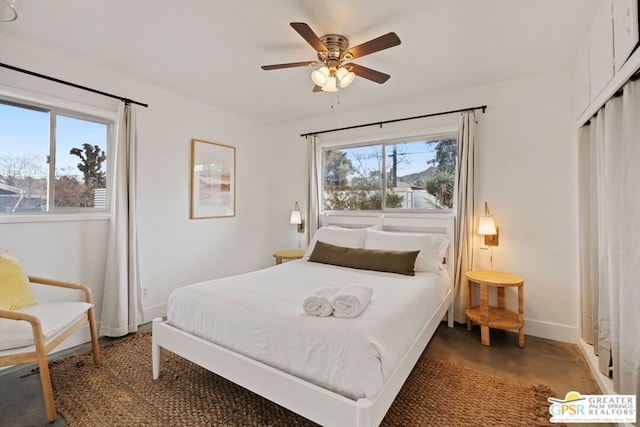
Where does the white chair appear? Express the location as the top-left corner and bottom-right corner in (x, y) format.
(0, 276), (101, 422)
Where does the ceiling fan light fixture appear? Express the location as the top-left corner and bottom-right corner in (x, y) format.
(311, 66), (330, 87)
(321, 76), (338, 92)
(337, 67), (355, 88)
(262, 23), (400, 93)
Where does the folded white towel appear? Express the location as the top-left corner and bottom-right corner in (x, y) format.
(303, 286), (339, 316)
(331, 284), (374, 318)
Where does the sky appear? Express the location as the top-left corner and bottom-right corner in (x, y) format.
(339, 139), (443, 180)
(0, 102), (108, 180)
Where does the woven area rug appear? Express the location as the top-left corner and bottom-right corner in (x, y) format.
(48, 332), (557, 426)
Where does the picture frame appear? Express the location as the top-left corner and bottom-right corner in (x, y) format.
(190, 139), (236, 219)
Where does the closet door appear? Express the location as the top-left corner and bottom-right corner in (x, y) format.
(613, 0), (639, 71)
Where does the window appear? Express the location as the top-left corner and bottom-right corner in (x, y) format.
(0, 98), (112, 214)
(322, 134), (458, 211)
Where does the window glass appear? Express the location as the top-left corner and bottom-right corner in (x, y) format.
(0, 99), (111, 214)
(55, 115), (108, 208)
(324, 144), (383, 210)
(0, 103), (49, 213)
(386, 138), (457, 209)
(321, 134), (457, 212)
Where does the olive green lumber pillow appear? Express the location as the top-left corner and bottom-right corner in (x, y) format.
(308, 240), (419, 276)
(0, 251), (35, 310)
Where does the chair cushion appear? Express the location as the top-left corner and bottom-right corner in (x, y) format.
(0, 251), (35, 310)
(0, 302), (92, 350)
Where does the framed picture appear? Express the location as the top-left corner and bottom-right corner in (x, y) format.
(190, 139), (236, 219)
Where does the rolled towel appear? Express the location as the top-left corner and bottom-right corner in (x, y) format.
(303, 286), (339, 316)
(331, 284), (373, 318)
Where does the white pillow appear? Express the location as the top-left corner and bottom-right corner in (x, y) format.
(304, 226), (368, 259)
(364, 229), (449, 274)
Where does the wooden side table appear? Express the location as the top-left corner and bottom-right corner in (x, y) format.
(272, 250), (304, 265)
(465, 270), (525, 347)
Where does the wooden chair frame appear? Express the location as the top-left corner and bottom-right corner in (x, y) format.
(0, 276), (101, 422)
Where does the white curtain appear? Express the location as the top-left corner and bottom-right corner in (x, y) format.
(595, 107), (612, 376)
(577, 125), (594, 345)
(618, 79), (640, 397)
(307, 135), (320, 240)
(579, 78), (640, 396)
(100, 103), (142, 337)
(453, 111), (476, 323)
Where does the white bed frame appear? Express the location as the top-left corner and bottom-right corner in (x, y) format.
(153, 213), (455, 427)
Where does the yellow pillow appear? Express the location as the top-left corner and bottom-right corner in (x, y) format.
(0, 251), (35, 310)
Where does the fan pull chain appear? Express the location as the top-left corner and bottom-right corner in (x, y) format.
(330, 94), (340, 109)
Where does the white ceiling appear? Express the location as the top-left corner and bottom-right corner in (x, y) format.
(0, 0), (601, 124)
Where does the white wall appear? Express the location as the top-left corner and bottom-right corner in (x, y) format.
(0, 33), (580, 344)
(269, 69), (578, 343)
(0, 34), (275, 335)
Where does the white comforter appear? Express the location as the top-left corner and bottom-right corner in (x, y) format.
(166, 260), (450, 400)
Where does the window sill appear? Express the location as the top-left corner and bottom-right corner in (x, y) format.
(0, 212), (111, 224)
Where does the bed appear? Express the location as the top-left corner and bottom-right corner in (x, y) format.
(152, 213), (455, 427)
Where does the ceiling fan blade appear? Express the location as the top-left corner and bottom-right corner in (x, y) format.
(347, 63), (390, 84)
(261, 61), (318, 70)
(290, 22), (328, 53)
(344, 32), (401, 59)
(312, 85), (322, 92)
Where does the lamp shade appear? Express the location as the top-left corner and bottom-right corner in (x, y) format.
(289, 209), (302, 225)
(478, 215), (497, 235)
(0, 0), (18, 21)
(311, 66), (330, 87)
(336, 67), (355, 88)
(321, 76), (338, 92)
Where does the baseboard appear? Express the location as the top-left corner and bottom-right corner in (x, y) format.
(523, 318), (579, 343)
(578, 339), (614, 394)
(143, 302), (167, 323)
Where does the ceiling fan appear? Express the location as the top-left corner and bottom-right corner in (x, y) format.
(261, 22), (401, 93)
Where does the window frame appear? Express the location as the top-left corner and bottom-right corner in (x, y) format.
(318, 125), (459, 215)
(0, 91), (116, 222)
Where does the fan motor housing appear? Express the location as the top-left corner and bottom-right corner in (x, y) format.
(318, 34), (352, 62)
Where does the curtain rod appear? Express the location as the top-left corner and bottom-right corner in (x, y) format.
(300, 105), (486, 138)
(0, 62), (149, 108)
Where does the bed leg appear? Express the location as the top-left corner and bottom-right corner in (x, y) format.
(447, 302), (454, 328)
(152, 317), (162, 380)
(356, 398), (372, 427)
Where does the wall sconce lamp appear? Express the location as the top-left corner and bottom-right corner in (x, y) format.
(478, 202), (499, 246)
(290, 202), (305, 233)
